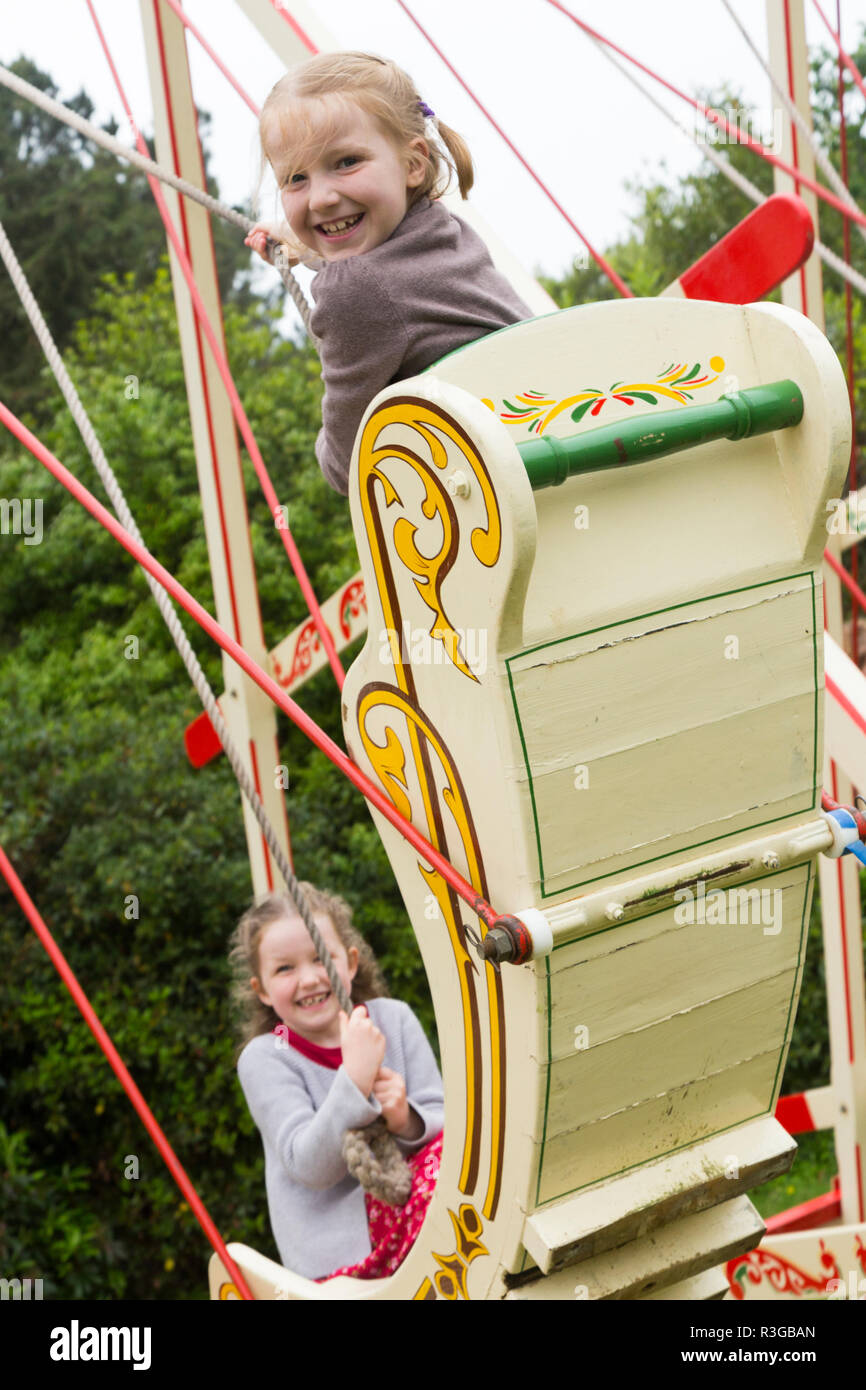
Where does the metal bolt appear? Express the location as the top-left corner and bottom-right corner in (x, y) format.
(762, 851), (780, 870)
(605, 902), (624, 922)
(446, 469), (470, 499)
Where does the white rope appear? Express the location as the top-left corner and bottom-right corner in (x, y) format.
(0, 216), (350, 1015)
(721, 0), (866, 248)
(1, 194), (410, 1199)
(0, 62), (314, 334)
(592, 38), (866, 301)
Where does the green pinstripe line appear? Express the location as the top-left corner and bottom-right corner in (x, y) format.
(505, 653), (545, 892)
(535, 956), (554, 1208)
(768, 860), (813, 1109)
(510, 573), (813, 664)
(810, 573), (819, 794)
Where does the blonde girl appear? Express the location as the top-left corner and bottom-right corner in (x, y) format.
(245, 51), (531, 495)
(229, 883), (444, 1281)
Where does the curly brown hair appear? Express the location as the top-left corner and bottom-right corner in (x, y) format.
(228, 883), (388, 1057)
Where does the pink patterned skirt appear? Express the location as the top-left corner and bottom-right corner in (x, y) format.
(320, 1132), (443, 1281)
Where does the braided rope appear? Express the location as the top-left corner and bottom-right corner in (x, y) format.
(0, 218), (411, 1205)
(0, 62), (314, 334)
(0, 216), (349, 1013)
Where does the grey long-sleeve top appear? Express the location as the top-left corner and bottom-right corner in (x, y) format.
(236, 997), (444, 1280)
(309, 196), (532, 495)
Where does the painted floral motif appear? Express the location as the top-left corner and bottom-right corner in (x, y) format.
(492, 356), (726, 435)
(339, 577), (367, 639)
(272, 617), (323, 689)
(727, 1243), (840, 1300)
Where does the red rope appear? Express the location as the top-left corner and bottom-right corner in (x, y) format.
(394, 0), (632, 299)
(85, 0), (345, 690)
(162, 0), (260, 116)
(0, 840), (255, 1301)
(812, 0), (866, 107)
(545, 0), (866, 234)
(0, 399), (504, 933)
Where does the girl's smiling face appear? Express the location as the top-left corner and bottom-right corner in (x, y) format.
(252, 912), (358, 1045)
(277, 95), (428, 262)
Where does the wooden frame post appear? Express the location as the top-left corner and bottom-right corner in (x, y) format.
(765, 0), (866, 1232)
(139, 0), (292, 895)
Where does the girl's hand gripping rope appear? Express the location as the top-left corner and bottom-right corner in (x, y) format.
(372, 1065), (422, 1140)
(339, 1006), (386, 1098)
(244, 222), (299, 268)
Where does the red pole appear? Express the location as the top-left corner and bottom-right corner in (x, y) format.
(0, 399), (503, 931)
(0, 841), (255, 1301)
(545, 0), (866, 232)
(395, 0), (633, 299)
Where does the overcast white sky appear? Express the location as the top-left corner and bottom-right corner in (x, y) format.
(2, 0), (865, 291)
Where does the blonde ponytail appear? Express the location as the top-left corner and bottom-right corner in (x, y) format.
(433, 118), (474, 199)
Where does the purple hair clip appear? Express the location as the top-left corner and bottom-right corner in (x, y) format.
(417, 100), (436, 120)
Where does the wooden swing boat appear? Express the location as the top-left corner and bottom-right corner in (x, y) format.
(210, 293), (851, 1299)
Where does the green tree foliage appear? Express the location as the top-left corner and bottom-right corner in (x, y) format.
(0, 261), (432, 1298)
(540, 95), (774, 306)
(0, 56), (250, 422)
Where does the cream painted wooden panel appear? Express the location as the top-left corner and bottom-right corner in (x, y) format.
(252, 297), (847, 1299)
(508, 577), (818, 894)
(544, 868), (810, 1057)
(536, 1051), (782, 1204)
(524, 1116), (794, 1271)
(546, 971), (797, 1134)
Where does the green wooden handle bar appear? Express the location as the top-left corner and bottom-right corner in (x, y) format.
(515, 380), (804, 490)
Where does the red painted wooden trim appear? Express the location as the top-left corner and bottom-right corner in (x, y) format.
(775, 1092), (816, 1134)
(184, 709), (222, 767)
(678, 194), (813, 303)
(151, 0), (244, 646)
(764, 1185), (841, 1234)
(163, 0), (259, 115)
(249, 737), (278, 888)
(825, 672), (866, 740)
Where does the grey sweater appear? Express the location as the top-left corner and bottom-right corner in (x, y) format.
(236, 997), (444, 1280)
(309, 197), (532, 494)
